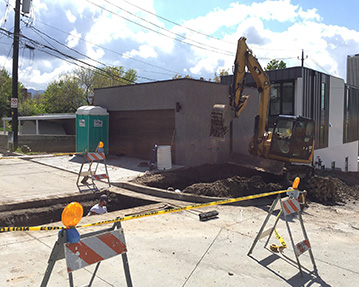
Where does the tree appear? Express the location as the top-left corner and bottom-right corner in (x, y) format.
(41, 75), (86, 113)
(172, 74), (193, 79)
(18, 96), (46, 116)
(213, 69), (229, 83)
(0, 68), (25, 118)
(75, 66), (137, 104)
(265, 59), (287, 71)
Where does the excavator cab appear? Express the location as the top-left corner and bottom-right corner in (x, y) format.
(268, 116), (315, 163)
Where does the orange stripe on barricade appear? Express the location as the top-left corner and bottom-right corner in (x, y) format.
(98, 232), (127, 254)
(66, 241), (104, 266)
(91, 174), (109, 180)
(295, 239), (311, 256)
(282, 198), (300, 215)
(65, 229), (127, 273)
(288, 199), (300, 212)
(87, 152), (106, 161)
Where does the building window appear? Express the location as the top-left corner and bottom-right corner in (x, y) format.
(269, 81), (294, 116)
(320, 82), (326, 146)
(270, 83), (281, 115)
(343, 85), (359, 143)
(282, 82), (294, 114)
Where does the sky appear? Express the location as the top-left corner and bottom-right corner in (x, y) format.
(0, 0), (359, 91)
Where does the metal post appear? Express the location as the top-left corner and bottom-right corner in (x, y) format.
(41, 230), (67, 287)
(298, 212), (317, 271)
(11, 0), (21, 150)
(116, 221), (133, 287)
(280, 200), (303, 276)
(248, 195), (281, 255)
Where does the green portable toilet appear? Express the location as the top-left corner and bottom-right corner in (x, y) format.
(76, 106), (109, 154)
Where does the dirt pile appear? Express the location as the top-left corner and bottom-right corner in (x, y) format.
(132, 164), (359, 204)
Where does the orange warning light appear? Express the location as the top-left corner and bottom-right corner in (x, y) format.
(98, 141), (104, 148)
(61, 202), (83, 227)
(292, 177), (300, 189)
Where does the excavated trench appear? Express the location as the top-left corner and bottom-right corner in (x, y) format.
(0, 191), (158, 227)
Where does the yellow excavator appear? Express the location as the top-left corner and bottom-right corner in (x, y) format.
(210, 37), (315, 168)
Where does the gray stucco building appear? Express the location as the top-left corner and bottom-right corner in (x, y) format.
(94, 78), (234, 167)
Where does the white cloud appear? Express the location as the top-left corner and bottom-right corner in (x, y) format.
(19, 62), (74, 89)
(66, 10), (76, 23)
(66, 29), (81, 48)
(124, 45), (157, 59)
(181, 0), (358, 80)
(4, 0), (358, 89)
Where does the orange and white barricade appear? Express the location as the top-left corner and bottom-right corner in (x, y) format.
(76, 151), (110, 192)
(40, 222), (132, 287)
(248, 179), (317, 277)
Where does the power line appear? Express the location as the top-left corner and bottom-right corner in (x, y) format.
(119, 0), (234, 45)
(86, 0), (235, 56)
(22, 14), (186, 77)
(22, 24), (159, 83)
(1, 26), (155, 84)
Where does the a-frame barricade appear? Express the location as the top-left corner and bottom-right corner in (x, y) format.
(40, 221), (132, 287)
(247, 190), (317, 276)
(76, 151), (110, 192)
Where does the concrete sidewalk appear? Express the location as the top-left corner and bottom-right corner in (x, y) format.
(1, 153), (359, 286)
(1, 196), (359, 286)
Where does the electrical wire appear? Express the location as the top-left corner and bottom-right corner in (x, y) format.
(118, 0), (234, 45)
(22, 14), (186, 77)
(86, 0), (235, 56)
(2, 26), (155, 84)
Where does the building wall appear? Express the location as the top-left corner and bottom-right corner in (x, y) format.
(313, 76), (358, 171)
(328, 76), (345, 146)
(347, 55), (359, 87)
(94, 79), (231, 166)
(295, 78), (303, 115)
(314, 141), (358, 171)
(232, 88), (259, 154)
(0, 134), (75, 152)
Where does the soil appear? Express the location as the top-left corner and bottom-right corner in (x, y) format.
(131, 163), (359, 205)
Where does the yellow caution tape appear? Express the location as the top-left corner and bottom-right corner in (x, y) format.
(0, 152), (75, 160)
(269, 210), (287, 252)
(0, 188), (289, 232)
(274, 229), (287, 248)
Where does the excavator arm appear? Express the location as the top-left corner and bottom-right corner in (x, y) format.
(210, 37), (270, 146)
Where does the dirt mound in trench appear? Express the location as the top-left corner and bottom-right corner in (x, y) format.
(132, 164), (359, 204)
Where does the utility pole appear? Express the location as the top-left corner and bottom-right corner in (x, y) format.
(11, 0), (30, 151)
(11, 0), (21, 151)
(300, 49), (308, 67)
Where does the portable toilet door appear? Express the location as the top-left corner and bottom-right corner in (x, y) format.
(76, 106), (109, 154)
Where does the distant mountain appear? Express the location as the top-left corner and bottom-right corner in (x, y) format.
(27, 89), (45, 97)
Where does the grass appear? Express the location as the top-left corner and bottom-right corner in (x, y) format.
(0, 127), (10, 132)
(14, 147), (46, 155)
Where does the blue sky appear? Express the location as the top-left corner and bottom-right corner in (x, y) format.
(0, 0), (359, 90)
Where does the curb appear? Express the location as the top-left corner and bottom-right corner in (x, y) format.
(113, 182), (272, 206)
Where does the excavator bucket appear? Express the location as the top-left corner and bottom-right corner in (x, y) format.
(210, 104), (235, 139)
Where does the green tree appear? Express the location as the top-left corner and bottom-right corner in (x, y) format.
(213, 69), (229, 83)
(0, 68), (25, 118)
(265, 59), (287, 70)
(75, 66), (137, 104)
(172, 74), (193, 79)
(41, 75), (86, 113)
(18, 96), (46, 116)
